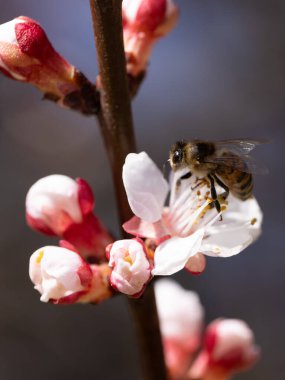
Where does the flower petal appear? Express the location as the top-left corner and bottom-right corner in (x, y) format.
(154, 279), (204, 342)
(207, 196), (262, 233)
(123, 152), (169, 222)
(123, 215), (168, 239)
(152, 228), (204, 275)
(201, 196), (262, 258)
(200, 227), (254, 258)
(185, 252), (207, 275)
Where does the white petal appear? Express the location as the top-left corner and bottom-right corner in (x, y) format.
(213, 319), (254, 361)
(122, 0), (141, 22)
(154, 279), (204, 342)
(123, 152), (169, 222)
(202, 196), (263, 258)
(152, 228), (204, 276)
(29, 246), (84, 302)
(0, 18), (19, 45)
(26, 174), (83, 224)
(208, 195), (262, 233)
(201, 227), (253, 257)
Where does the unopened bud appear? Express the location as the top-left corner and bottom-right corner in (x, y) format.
(107, 238), (152, 297)
(122, 0), (178, 76)
(188, 319), (260, 380)
(0, 16), (99, 114)
(155, 279), (204, 379)
(29, 245), (113, 304)
(29, 246), (93, 303)
(26, 175), (113, 262)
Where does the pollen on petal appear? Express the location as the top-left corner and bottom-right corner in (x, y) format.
(36, 249), (44, 263)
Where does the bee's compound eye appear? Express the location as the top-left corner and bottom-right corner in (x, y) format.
(173, 150), (182, 164)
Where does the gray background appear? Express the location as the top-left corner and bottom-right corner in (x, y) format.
(0, 1), (284, 379)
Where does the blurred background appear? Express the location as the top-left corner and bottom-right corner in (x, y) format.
(0, 0), (284, 379)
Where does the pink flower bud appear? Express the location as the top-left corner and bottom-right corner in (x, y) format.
(155, 279), (204, 379)
(107, 238), (152, 297)
(122, 0), (178, 76)
(0, 16), (99, 114)
(26, 175), (113, 262)
(188, 319), (260, 380)
(29, 246), (93, 303)
(29, 246), (113, 304)
(185, 252), (207, 275)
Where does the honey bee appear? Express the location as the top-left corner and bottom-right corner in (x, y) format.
(169, 139), (267, 213)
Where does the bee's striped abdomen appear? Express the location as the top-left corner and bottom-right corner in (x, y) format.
(216, 167), (253, 200)
(231, 171), (253, 200)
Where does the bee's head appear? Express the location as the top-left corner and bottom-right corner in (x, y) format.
(169, 140), (187, 170)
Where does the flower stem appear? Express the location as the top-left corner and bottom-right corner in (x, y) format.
(89, 1), (167, 379)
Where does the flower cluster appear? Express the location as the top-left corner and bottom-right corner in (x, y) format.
(27, 175), (114, 304)
(27, 149), (262, 305)
(2, 3), (264, 380)
(91, 150), (262, 298)
(155, 279), (260, 380)
(26, 175), (113, 262)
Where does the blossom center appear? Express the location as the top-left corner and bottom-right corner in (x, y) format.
(166, 175), (228, 237)
(124, 253), (133, 265)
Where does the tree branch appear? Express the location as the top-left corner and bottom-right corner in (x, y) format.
(89, 1), (167, 379)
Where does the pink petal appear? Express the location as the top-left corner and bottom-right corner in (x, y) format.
(185, 252), (206, 275)
(123, 215), (168, 239)
(76, 178), (95, 216)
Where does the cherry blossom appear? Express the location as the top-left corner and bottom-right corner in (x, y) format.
(123, 152), (262, 276)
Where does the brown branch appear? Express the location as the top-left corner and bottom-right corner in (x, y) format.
(89, 1), (167, 379)
(89, 0), (136, 226)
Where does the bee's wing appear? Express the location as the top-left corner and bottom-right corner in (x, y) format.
(205, 154), (268, 175)
(214, 138), (269, 155)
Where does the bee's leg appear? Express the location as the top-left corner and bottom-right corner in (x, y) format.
(175, 172), (192, 192)
(213, 174), (229, 200)
(208, 174), (221, 214)
(191, 177), (206, 190)
(191, 180), (206, 190)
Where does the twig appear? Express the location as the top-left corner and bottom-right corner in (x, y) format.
(89, 1), (167, 379)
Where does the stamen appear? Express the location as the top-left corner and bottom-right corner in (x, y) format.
(124, 254), (133, 265)
(174, 200), (210, 236)
(170, 185), (193, 213)
(168, 194), (198, 225)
